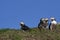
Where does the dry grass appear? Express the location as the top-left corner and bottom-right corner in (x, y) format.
(0, 25), (60, 40)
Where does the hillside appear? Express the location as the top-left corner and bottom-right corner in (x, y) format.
(0, 25), (60, 40)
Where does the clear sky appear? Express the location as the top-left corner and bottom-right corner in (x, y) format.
(0, 0), (60, 29)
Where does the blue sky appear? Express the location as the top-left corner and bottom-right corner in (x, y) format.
(0, 0), (60, 29)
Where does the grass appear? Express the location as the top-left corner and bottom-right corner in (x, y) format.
(0, 25), (60, 40)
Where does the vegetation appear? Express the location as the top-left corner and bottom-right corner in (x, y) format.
(0, 25), (60, 40)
